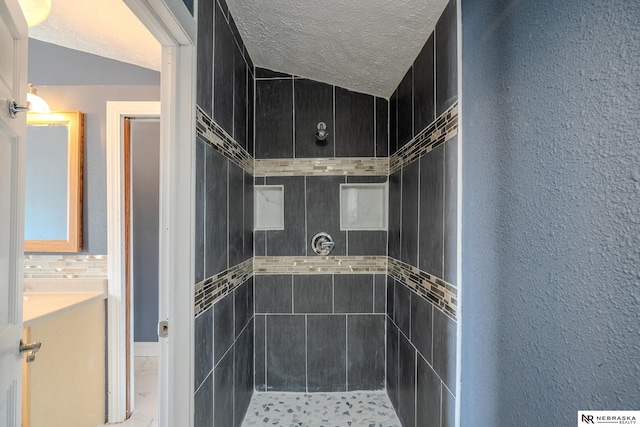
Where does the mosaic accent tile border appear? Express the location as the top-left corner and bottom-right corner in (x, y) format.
(194, 258), (253, 317)
(387, 257), (457, 320)
(254, 157), (389, 177)
(196, 106), (254, 174)
(389, 102), (458, 174)
(23, 254), (108, 279)
(254, 256), (387, 275)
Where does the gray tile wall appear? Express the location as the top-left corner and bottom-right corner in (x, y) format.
(194, 278), (254, 427)
(254, 175), (388, 257)
(386, 0), (458, 425)
(254, 274), (386, 392)
(255, 69), (388, 159)
(195, 1), (255, 425)
(386, 278), (457, 427)
(390, 0), (458, 153)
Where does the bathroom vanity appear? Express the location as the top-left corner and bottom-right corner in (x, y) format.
(21, 279), (107, 427)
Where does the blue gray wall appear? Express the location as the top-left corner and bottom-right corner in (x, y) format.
(131, 120), (161, 343)
(28, 39), (160, 86)
(460, 0), (640, 425)
(27, 39), (160, 254)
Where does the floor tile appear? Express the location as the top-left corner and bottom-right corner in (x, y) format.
(241, 391), (401, 427)
(134, 356), (158, 372)
(100, 357), (158, 427)
(131, 392), (158, 420)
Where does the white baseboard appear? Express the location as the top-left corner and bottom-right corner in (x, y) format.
(134, 342), (159, 357)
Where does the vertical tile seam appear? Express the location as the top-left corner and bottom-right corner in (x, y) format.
(411, 66), (415, 139)
(231, 37), (236, 142)
(211, 1), (215, 120)
(417, 157), (421, 269)
(442, 142), (446, 281)
(373, 95), (377, 158)
(333, 85), (336, 157)
(414, 345), (418, 426)
(264, 314), (268, 391)
(399, 166), (404, 262)
(227, 158), (230, 269)
(304, 177), (308, 256)
(305, 314), (308, 392)
(292, 78), (296, 158)
(345, 313), (349, 391)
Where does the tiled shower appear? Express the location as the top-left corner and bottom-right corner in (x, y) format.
(192, 0), (459, 425)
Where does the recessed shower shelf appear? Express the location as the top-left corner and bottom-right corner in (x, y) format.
(255, 185), (285, 230)
(340, 183), (388, 231)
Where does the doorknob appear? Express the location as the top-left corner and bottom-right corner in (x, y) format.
(19, 339), (42, 363)
(7, 99), (30, 118)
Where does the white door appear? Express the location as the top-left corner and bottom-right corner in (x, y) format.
(0, 1), (28, 426)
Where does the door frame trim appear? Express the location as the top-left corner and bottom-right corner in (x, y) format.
(107, 1), (195, 426)
(106, 101), (161, 422)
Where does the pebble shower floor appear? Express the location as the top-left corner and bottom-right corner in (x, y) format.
(241, 391), (401, 427)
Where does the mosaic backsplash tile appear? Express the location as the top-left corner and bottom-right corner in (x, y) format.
(194, 258), (253, 316)
(197, 106), (254, 174)
(389, 102), (458, 174)
(254, 157), (389, 177)
(254, 256), (387, 275)
(24, 254), (108, 279)
(387, 256), (457, 319)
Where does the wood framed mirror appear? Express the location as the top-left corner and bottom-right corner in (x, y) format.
(24, 111), (84, 252)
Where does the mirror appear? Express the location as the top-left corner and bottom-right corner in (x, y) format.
(24, 111), (84, 252)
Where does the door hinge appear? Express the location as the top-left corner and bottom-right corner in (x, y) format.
(158, 320), (169, 338)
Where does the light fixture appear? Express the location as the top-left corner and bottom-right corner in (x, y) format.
(18, 0), (51, 27)
(27, 83), (50, 113)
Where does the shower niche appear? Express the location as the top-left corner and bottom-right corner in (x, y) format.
(340, 183), (388, 230)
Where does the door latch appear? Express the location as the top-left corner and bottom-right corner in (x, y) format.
(158, 321), (169, 338)
(7, 100), (30, 118)
(19, 339), (42, 363)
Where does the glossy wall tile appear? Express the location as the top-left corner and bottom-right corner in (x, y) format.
(255, 68), (383, 159)
(254, 274), (385, 393)
(194, 1), (256, 425)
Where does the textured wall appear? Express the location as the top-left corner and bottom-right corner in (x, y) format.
(460, 0), (640, 425)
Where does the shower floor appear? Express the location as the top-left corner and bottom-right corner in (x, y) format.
(240, 391), (401, 427)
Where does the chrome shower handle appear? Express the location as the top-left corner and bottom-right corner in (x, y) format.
(311, 232), (335, 255)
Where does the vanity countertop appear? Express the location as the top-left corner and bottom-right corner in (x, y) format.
(23, 278), (107, 327)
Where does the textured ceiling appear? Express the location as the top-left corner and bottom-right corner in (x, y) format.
(28, 0), (160, 72)
(226, 0), (449, 98)
(28, 0), (449, 98)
